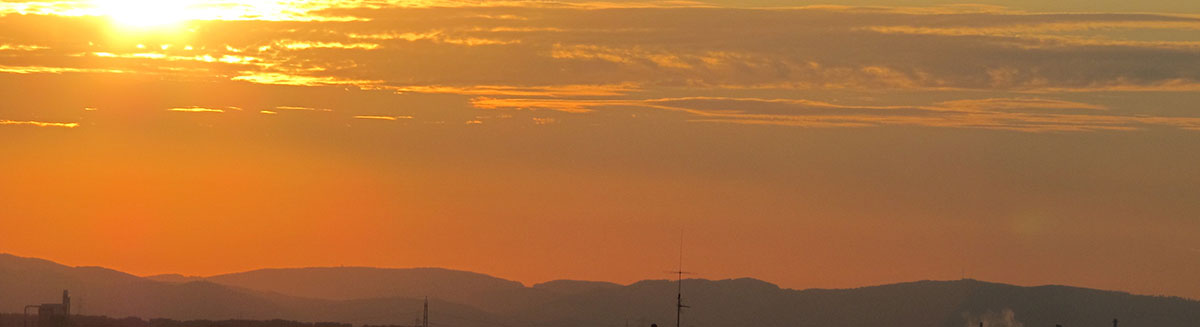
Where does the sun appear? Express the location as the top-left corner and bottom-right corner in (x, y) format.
(92, 0), (198, 28)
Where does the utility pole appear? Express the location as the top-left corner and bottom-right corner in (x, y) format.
(422, 297), (429, 327)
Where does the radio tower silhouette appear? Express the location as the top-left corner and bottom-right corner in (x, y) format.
(670, 232), (692, 327)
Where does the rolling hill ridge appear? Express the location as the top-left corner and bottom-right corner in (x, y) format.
(4, 253), (1198, 327)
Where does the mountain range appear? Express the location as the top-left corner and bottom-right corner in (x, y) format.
(2, 253), (1197, 327)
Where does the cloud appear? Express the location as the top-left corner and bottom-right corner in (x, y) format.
(231, 72), (382, 88)
(551, 44), (694, 69)
(347, 30), (520, 45)
(167, 107), (226, 113)
(471, 96), (1200, 132)
(0, 119), (79, 128)
(0, 44), (49, 51)
(2, 2), (1199, 132)
(6, 5), (1197, 93)
(353, 115), (413, 120)
(0, 0), (369, 22)
(89, 52), (264, 65)
(934, 98), (1108, 112)
(275, 106), (334, 112)
(276, 40), (381, 50)
(390, 83), (638, 97)
(0, 65), (125, 75)
(471, 97), (604, 113)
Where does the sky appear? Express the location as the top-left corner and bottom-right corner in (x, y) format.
(0, 0), (1199, 300)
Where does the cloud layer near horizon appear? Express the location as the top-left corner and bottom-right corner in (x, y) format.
(1, 2), (1199, 131)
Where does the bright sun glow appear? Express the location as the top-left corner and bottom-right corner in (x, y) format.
(92, 0), (198, 28)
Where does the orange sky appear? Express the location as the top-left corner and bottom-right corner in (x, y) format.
(1, 0), (1199, 300)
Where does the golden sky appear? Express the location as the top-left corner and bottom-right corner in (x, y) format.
(1, 0), (1199, 300)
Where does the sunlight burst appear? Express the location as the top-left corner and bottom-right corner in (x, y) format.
(92, 0), (197, 28)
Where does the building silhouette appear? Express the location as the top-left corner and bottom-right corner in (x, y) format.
(31, 290), (71, 327)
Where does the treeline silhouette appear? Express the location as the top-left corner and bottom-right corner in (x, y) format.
(0, 314), (350, 327)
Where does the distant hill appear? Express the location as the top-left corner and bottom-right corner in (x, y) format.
(2, 253), (1199, 327)
(204, 267), (541, 312)
(145, 274), (206, 283)
(0, 254), (502, 325)
(532, 280), (623, 295)
(0, 253), (292, 320)
(509, 278), (1200, 327)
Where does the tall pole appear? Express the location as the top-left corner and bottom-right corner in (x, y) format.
(675, 232), (687, 327)
(422, 297), (428, 327)
(675, 282), (682, 327)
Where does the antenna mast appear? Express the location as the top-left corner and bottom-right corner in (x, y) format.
(675, 232), (689, 327)
(422, 297), (429, 327)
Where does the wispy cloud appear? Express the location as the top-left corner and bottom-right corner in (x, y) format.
(391, 83), (639, 97)
(167, 107), (226, 113)
(276, 106), (334, 112)
(89, 52), (263, 65)
(232, 72), (381, 88)
(0, 65), (126, 75)
(0, 120), (79, 128)
(8, 5), (1198, 93)
(353, 115), (413, 120)
(276, 40), (381, 50)
(0, 44), (49, 51)
(347, 31), (520, 45)
(471, 96), (1200, 132)
(2, 2), (1199, 132)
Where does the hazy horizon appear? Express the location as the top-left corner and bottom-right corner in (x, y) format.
(2, 0), (1198, 307)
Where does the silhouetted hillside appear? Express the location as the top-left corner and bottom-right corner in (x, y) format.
(144, 274), (205, 283)
(3, 254), (1199, 327)
(204, 267), (542, 313)
(509, 278), (1200, 327)
(0, 254), (288, 320)
(532, 280), (623, 295)
(0, 254), (504, 326)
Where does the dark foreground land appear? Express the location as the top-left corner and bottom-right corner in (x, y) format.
(0, 314), (352, 327)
